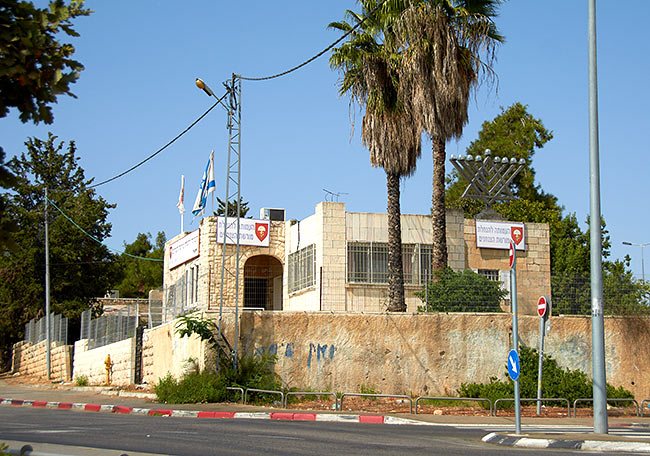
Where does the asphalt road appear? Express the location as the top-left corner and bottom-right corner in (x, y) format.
(1, 407), (645, 456)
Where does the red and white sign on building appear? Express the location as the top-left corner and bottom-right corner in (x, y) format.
(475, 220), (525, 251)
(169, 229), (200, 269)
(216, 217), (270, 247)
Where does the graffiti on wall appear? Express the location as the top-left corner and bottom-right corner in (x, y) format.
(252, 341), (336, 367)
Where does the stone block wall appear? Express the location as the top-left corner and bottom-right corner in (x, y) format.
(11, 340), (72, 382)
(73, 338), (135, 386)
(237, 311), (650, 401)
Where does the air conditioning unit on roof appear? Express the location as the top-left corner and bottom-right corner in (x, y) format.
(260, 208), (285, 221)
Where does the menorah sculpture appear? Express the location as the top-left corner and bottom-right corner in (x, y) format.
(449, 149), (526, 208)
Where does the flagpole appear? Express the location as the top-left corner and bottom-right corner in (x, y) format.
(178, 175), (185, 234)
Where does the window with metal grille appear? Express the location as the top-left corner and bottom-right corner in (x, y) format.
(288, 244), (315, 293)
(478, 269), (500, 282)
(347, 242), (419, 285)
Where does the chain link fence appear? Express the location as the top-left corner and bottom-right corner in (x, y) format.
(23, 313), (68, 345)
(80, 307), (138, 350)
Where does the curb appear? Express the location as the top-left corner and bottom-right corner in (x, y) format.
(482, 432), (650, 453)
(0, 397), (428, 426)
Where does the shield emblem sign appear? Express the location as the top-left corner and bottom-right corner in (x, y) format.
(511, 226), (523, 245)
(255, 223), (268, 242)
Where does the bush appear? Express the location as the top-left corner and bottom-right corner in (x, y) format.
(458, 345), (634, 408)
(416, 267), (507, 313)
(74, 375), (88, 386)
(154, 353), (282, 404)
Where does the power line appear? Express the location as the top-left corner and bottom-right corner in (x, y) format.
(89, 92), (228, 188)
(239, 0), (389, 81)
(45, 196), (163, 262)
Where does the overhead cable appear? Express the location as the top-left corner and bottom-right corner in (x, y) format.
(90, 92), (228, 188)
(239, 0), (389, 81)
(45, 196), (164, 262)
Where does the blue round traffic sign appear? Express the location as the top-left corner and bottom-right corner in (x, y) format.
(507, 349), (520, 381)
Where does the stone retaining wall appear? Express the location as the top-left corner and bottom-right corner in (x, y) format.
(73, 338), (135, 386)
(11, 340), (72, 382)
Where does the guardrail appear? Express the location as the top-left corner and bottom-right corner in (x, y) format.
(244, 388), (284, 406)
(283, 391), (338, 409)
(572, 398), (639, 417)
(641, 399), (650, 417)
(494, 398), (571, 417)
(226, 387), (244, 403)
(339, 393), (413, 414)
(414, 396), (493, 416)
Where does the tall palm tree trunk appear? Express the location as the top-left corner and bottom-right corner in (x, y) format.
(386, 171), (406, 312)
(431, 137), (448, 271)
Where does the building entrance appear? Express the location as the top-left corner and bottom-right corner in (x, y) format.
(243, 255), (283, 310)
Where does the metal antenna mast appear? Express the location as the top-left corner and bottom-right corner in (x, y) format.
(216, 74), (243, 370)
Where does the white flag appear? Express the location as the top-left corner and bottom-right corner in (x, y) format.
(177, 175), (185, 214)
(192, 150), (216, 216)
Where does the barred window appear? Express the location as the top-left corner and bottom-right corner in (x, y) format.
(347, 242), (418, 285)
(478, 269), (500, 282)
(288, 244), (316, 293)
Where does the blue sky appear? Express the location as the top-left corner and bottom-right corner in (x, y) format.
(3, 1), (649, 278)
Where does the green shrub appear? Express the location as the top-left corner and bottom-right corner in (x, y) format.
(458, 345), (634, 408)
(74, 375), (89, 387)
(416, 267), (507, 313)
(154, 353), (282, 404)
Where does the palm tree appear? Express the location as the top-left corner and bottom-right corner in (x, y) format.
(393, 0), (503, 271)
(330, 5), (421, 312)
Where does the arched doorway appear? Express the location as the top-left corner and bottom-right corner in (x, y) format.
(243, 255), (283, 310)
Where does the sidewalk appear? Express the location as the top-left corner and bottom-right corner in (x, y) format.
(2, 376), (650, 453)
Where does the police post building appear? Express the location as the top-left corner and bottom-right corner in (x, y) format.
(163, 202), (550, 317)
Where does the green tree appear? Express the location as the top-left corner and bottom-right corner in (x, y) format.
(0, 0), (91, 124)
(0, 133), (118, 366)
(214, 197), (250, 218)
(450, 104), (648, 315)
(115, 232), (165, 298)
(330, 2), (421, 311)
(0, 148), (18, 253)
(393, 0), (503, 271)
(447, 103), (556, 216)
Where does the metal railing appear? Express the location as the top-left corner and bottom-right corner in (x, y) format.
(572, 398), (640, 417)
(226, 387), (244, 403)
(244, 388), (284, 406)
(339, 393), (413, 414)
(283, 391), (338, 409)
(24, 313), (68, 345)
(415, 396), (493, 416)
(494, 398), (570, 417)
(641, 399), (650, 417)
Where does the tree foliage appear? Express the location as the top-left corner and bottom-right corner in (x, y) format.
(0, 148), (19, 253)
(0, 133), (118, 366)
(415, 267), (507, 313)
(214, 197), (250, 218)
(447, 103), (648, 315)
(114, 232), (165, 298)
(0, 0), (91, 124)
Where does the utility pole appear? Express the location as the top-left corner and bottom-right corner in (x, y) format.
(44, 187), (51, 380)
(588, 0), (608, 434)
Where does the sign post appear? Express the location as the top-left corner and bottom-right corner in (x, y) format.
(509, 240), (521, 434)
(536, 296), (551, 415)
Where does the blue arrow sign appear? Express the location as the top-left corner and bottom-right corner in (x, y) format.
(508, 349), (520, 381)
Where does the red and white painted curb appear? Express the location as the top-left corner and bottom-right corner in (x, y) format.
(0, 398), (430, 426)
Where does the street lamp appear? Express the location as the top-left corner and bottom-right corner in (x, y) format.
(622, 241), (648, 282)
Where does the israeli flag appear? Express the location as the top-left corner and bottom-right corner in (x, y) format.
(192, 150), (216, 216)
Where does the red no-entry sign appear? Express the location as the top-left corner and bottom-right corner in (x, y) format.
(537, 296), (548, 318)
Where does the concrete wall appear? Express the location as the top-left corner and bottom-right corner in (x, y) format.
(73, 338), (135, 386)
(236, 311), (650, 400)
(11, 340), (72, 382)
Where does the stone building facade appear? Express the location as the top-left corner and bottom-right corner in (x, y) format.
(163, 202), (550, 317)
